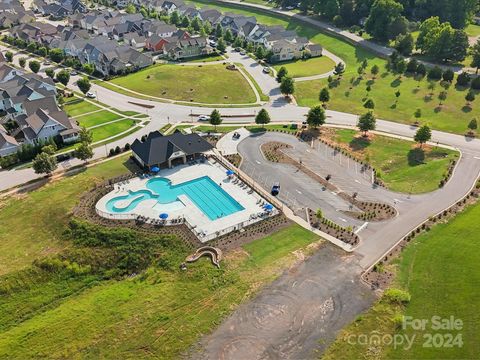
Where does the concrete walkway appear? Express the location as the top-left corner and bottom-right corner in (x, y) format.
(216, 127), (251, 156)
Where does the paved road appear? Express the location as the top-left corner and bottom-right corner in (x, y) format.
(195, 244), (376, 360)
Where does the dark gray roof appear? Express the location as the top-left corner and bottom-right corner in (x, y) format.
(131, 131), (213, 166)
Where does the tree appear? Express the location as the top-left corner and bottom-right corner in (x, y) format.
(363, 98), (375, 109)
(181, 15), (190, 28)
(468, 118), (478, 134)
(37, 47), (47, 57)
(471, 77), (480, 90)
(77, 77), (91, 94)
(191, 17), (202, 32)
(255, 45), (265, 59)
(414, 125), (431, 148)
(32, 152), (57, 176)
(125, 3), (135, 13)
(216, 38), (226, 53)
(255, 108), (271, 128)
(321, 0), (340, 20)
(215, 23), (223, 38)
(170, 11), (180, 25)
(395, 90), (401, 101)
(276, 66), (288, 82)
(456, 72), (471, 87)
(394, 33), (414, 56)
(371, 64), (379, 78)
(471, 39), (480, 74)
(358, 111), (376, 136)
(394, 58), (406, 75)
(76, 141), (94, 163)
(28, 60), (40, 73)
(465, 90), (476, 106)
(427, 66), (443, 80)
(406, 58), (418, 73)
(82, 63), (94, 75)
(416, 63), (427, 78)
(209, 109), (222, 130)
(333, 62), (345, 75)
(319, 87), (330, 104)
(306, 105), (326, 128)
(224, 29), (234, 43)
(5, 51), (14, 63)
(45, 68), (55, 79)
(442, 69), (454, 82)
(49, 48), (64, 63)
(280, 76), (295, 97)
(365, 0), (406, 41)
(79, 127), (93, 144)
(414, 108), (422, 120)
(56, 69), (70, 86)
(18, 57), (26, 68)
(438, 90), (447, 105)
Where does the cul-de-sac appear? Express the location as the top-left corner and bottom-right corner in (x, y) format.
(0, 0), (479, 359)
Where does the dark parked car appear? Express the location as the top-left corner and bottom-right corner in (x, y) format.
(271, 182), (280, 196)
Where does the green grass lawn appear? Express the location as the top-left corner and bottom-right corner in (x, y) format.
(63, 99), (102, 117)
(329, 129), (457, 193)
(466, 24), (480, 37)
(188, 0), (479, 135)
(183, 54), (225, 63)
(297, 71), (480, 135)
(0, 155), (132, 275)
(106, 63), (257, 104)
(91, 119), (138, 142)
(75, 110), (123, 128)
(324, 201), (480, 359)
(0, 224), (318, 359)
(0, 151), (320, 357)
(272, 55), (335, 78)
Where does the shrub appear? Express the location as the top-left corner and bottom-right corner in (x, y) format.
(427, 66), (442, 80)
(124, 143), (130, 150)
(384, 288), (411, 304)
(471, 76), (480, 90)
(114, 146), (121, 154)
(109, 148), (115, 157)
(456, 72), (470, 87)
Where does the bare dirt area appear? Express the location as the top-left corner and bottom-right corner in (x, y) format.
(192, 244), (376, 360)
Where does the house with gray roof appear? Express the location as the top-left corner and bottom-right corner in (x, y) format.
(131, 130), (213, 169)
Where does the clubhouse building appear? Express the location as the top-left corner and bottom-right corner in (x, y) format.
(131, 131), (213, 169)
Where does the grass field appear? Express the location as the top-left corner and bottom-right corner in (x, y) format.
(0, 153), (320, 357)
(91, 119), (138, 142)
(296, 70), (480, 134)
(75, 110), (123, 128)
(106, 63), (257, 104)
(328, 129), (458, 193)
(63, 99), (102, 117)
(188, 0), (479, 135)
(324, 201), (480, 359)
(0, 155), (132, 275)
(273, 55), (335, 78)
(466, 24), (480, 37)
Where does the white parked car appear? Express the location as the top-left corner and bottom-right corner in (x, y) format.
(263, 67), (271, 74)
(86, 91), (96, 99)
(198, 115), (210, 121)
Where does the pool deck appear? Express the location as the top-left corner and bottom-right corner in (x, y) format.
(96, 160), (276, 241)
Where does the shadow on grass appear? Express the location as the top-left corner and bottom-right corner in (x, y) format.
(349, 136), (371, 151)
(408, 148), (425, 166)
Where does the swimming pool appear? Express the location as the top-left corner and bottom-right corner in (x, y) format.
(105, 176), (244, 220)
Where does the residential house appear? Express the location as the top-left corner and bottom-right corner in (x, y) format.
(123, 32), (146, 49)
(0, 125), (19, 157)
(164, 36), (211, 60)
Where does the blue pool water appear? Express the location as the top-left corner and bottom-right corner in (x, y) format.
(106, 176), (244, 220)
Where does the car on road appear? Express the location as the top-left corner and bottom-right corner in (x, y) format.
(198, 115), (210, 121)
(71, 70), (78, 76)
(263, 67), (271, 74)
(271, 182), (280, 196)
(235, 47), (242, 52)
(86, 91), (96, 99)
(240, 50), (246, 55)
(43, 60), (50, 65)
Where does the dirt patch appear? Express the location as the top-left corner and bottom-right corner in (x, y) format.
(224, 153), (242, 167)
